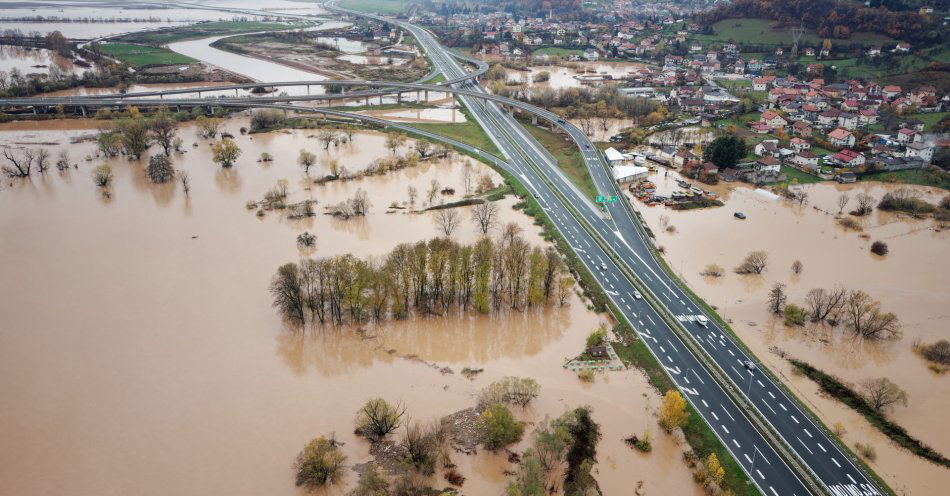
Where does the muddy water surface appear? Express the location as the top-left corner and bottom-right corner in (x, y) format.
(632, 172), (950, 493)
(0, 117), (701, 496)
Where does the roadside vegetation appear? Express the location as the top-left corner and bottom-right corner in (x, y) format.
(98, 43), (197, 67)
(789, 359), (950, 468)
(114, 20), (306, 45)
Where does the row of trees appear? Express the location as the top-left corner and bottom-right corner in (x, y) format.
(269, 230), (572, 326)
(489, 83), (668, 129)
(768, 284), (902, 340)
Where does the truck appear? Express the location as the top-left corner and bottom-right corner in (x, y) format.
(696, 315), (709, 327)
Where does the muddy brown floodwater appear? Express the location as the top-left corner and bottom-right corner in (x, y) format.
(0, 116), (702, 495)
(633, 171), (950, 494)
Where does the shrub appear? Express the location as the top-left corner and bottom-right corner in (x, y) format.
(870, 241), (888, 256)
(855, 442), (877, 461)
(784, 304), (808, 326)
(577, 369), (595, 382)
(586, 325), (607, 349)
(293, 436), (346, 488)
(91, 164), (113, 187)
(478, 403), (524, 450)
(478, 377), (541, 408)
(701, 263), (724, 277)
(400, 421), (444, 475)
(838, 217), (863, 231)
(297, 232), (316, 248)
(250, 109), (286, 131)
(734, 250), (768, 274)
(921, 340), (950, 365)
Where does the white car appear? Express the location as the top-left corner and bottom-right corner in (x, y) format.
(633, 291), (642, 300)
(696, 315), (709, 327)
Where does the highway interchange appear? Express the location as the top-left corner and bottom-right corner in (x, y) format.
(0, 3), (885, 495)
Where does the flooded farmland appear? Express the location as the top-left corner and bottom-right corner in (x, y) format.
(0, 116), (703, 496)
(632, 172), (950, 494)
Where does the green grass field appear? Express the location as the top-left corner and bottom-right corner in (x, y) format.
(338, 0), (409, 14)
(99, 43), (197, 66)
(410, 103), (501, 157)
(518, 120), (597, 199)
(781, 165), (823, 185)
(117, 21), (303, 44)
(695, 18), (892, 48)
(533, 47), (583, 57)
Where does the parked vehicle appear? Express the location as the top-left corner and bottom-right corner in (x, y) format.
(734, 212), (746, 219)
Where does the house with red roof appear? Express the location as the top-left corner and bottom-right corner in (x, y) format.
(760, 110), (788, 130)
(828, 128), (855, 147)
(831, 149), (865, 168)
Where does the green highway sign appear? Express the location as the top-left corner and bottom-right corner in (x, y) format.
(608, 196), (617, 203)
(595, 195), (605, 203)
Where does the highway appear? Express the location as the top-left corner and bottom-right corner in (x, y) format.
(0, 3), (884, 495)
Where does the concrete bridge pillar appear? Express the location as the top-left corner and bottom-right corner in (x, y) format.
(197, 91), (201, 98)
(80, 106), (86, 117)
(532, 115), (537, 125)
(365, 96), (370, 106)
(235, 88), (238, 96)
(424, 90), (428, 102)
(397, 92), (402, 103)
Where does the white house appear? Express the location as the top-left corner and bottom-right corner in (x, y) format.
(604, 147), (625, 166)
(791, 151), (819, 170)
(905, 142), (934, 163)
(828, 128), (855, 147)
(612, 165), (649, 183)
(583, 48), (599, 61)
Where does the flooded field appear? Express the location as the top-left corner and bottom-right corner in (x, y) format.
(0, 44), (86, 76)
(632, 172), (950, 494)
(0, 116), (702, 496)
(506, 61), (649, 90)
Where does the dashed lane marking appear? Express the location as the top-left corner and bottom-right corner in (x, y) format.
(721, 425), (729, 434)
(732, 439), (741, 448)
(831, 457), (841, 468)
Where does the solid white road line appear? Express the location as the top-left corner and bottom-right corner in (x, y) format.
(797, 437), (814, 455)
(763, 401), (777, 415)
(720, 405), (736, 422)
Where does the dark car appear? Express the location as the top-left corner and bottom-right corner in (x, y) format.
(557, 118), (566, 124)
(734, 212), (746, 220)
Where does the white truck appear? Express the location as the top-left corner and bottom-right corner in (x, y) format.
(696, 315), (709, 327)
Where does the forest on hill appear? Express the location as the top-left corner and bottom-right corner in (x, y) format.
(698, 0), (944, 47)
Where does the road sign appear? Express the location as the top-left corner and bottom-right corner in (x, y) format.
(608, 196), (617, 203)
(595, 195), (605, 203)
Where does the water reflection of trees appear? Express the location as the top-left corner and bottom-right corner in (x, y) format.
(763, 319), (897, 370)
(273, 305), (570, 377)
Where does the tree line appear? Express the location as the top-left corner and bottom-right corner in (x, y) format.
(270, 228), (573, 326)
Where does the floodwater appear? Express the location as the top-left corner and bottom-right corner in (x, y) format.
(510, 61), (649, 90)
(0, 44), (85, 76)
(45, 81), (244, 99)
(366, 106), (467, 123)
(166, 22), (350, 95)
(632, 172), (950, 494)
(0, 116), (702, 496)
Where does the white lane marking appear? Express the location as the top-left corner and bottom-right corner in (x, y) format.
(756, 469), (764, 480)
(744, 453), (753, 464)
(769, 486), (779, 496)
(797, 437), (814, 455)
(768, 391), (776, 399)
(803, 428), (812, 438)
(660, 346), (666, 353)
(817, 442), (826, 453)
(691, 369), (706, 385)
(701, 399), (709, 408)
(711, 411), (719, 421)
(790, 415), (799, 424)
(727, 349), (735, 357)
(646, 315), (656, 325)
(763, 401), (777, 415)
(665, 355), (673, 363)
(778, 403), (787, 412)
(847, 474), (857, 484)
(831, 457), (841, 468)
(732, 439), (741, 448)
(757, 380), (765, 388)
(720, 405), (736, 422)
(639, 320), (644, 326)
(721, 425), (729, 434)
(625, 304), (631, 310)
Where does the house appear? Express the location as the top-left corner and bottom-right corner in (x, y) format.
(839, 112), (859, 130)
(754, 140), (780, 157)
(904, 142), (934, 163)
(791, 151), (819, 170)
(828, 128), (855, 147)
(882, 85), (902, 99)
(835, 172), (857, 183)
(893, 42), (911, 53)
(897, 128), (919, 143)
(858, 109), (879, 125)
(588, 345), (608, 358)
(792, 120), (813, 137)
(752, 76), (774, 91)
(701, 161), (719, 175)
(818, 110), (841, 127)
(750, 123), (771, 134)
(672, 149), (698, 167)
(760, 110), (788, 130)
(755, 156), (781, 173)
(583, 48), (599, 61)
(604, 147), (625, 166)
(831, 149), (865, 168)
(867, 46), (881, 57)
(790, 137), (811, 152)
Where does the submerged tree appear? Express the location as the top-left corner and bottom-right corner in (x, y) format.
(212, 138), (241, 167)
(355, 398), (406, 441)
(293, 436), (346, 489)
(146, 154), (175, 183)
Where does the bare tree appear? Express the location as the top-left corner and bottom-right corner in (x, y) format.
(399, 421), (445, 476)
(298, 149), (317, 173)
(791, 189), (808, 206)
(854, 193), (875, 216)
(734, 250), (768, 274)
(35, 148), (50, 174)
(385, 131), (406, 155)
(407, 185), (418, 208)
(414, 140), (431, 158)
(804, 287), (847, 323)
(55, 149), (70, 171)
(91, 164), (113, 188)
(844, 290), (901, 340)
(791, 260), (803, 275)
(861, 377), (907, 413)
(434, 209), (462, 237)
(462, 161), (474, 196)
(149, 109), (178, 156)
(317, 130), (337, 151)
(837, 193), (850, 214)
(350, 188), (370, 216)
(767, 283), (787, 314)
(177, 170), (191, 196)
(355, 398), (406, 441)
(426, 179), (440, 205)
(471, 200), (500, 235)
(2, 148), (35, 177)
(557, 276), (575, 306)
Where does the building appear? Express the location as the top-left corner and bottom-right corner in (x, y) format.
(604, 147), (625, 166)
(828, 128), (855, 147)
(755, 156), (781, 173)
(612, 165), (649, 184)
(790, 137), (810, 152)
(904, 142), (934, 163)
(583, 48), (599, 61)
(791, 151), (819, 170)
(760, 110), (788, 130)
(831, 149), (865, 168)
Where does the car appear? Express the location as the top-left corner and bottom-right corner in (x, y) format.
(533, 193), (540, 199)
(696, 315), (709, 327)
(585, 144), (592, 149)
(599, 264), (608, 271)
(557, 118), (566, 124)
(633, 291), (642, 300)
(734, 212), (746, 220)
(743, 360), (757, 372)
